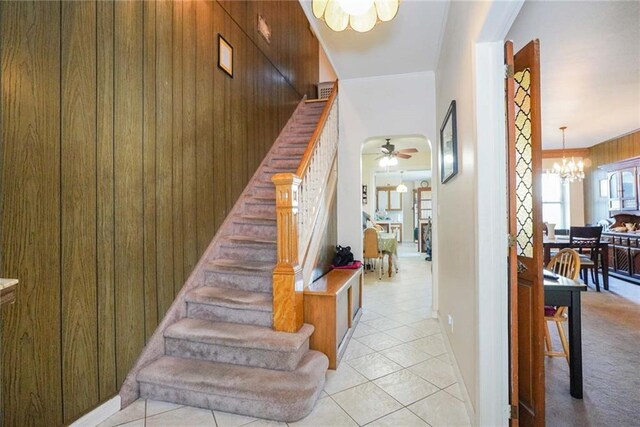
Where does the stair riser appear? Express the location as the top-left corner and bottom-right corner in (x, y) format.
(249, 189), (276, 199)
(231, 223), (276, 239)
(203, 270), (272, 293)
(164, 337), (308, 371)
(139, 381), (323, 422)
(244, 202), (275, 217)
(270, 159), (300, 169)
(188, 302), (273, 327)
(217, 244), (276, 263)
(274, 147), (307, 156)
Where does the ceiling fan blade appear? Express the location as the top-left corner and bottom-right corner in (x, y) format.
(398, 148), (418, 153)
(396, 153), (412, 159)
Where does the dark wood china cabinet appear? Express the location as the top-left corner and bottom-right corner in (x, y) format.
(600, 156), (640, 284)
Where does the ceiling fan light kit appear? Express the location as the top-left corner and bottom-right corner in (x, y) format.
(312, 0), (400, 33)
(376, 138), (418, 167)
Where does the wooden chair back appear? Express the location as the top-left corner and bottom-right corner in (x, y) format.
(363, 227), (380, 259)
(569, 226), (602, 249)
(546, 248), (580, 281)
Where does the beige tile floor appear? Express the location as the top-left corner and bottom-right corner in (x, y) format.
(99, 243), (471, 427)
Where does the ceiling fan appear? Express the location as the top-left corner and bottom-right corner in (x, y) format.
(376, 139), (418, 166)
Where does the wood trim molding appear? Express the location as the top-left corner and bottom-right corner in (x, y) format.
(598, 156), (640, 171)
(541, 148), (589, 159)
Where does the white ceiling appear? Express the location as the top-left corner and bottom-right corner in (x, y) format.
(300, 0), (449, 79)
(507, 1), (640, 149)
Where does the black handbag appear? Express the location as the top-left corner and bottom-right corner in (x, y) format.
(332, 245), (354, 267)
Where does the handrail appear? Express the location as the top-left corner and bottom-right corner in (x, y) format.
(296, 81), (338, 178)
(272, 83), (339, 333)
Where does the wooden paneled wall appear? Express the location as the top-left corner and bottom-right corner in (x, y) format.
(584, 130), (640, 224)
(0, 1), (318, 424)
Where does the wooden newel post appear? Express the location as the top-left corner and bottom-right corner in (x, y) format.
(271, 173), (304, 332)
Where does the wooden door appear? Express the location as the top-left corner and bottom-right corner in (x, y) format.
(506, 39), (545, 427)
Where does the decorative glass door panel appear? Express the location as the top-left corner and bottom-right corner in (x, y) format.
(514, 68), (534, 258)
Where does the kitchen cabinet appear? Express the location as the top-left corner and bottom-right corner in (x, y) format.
(376, 187), (403, 211)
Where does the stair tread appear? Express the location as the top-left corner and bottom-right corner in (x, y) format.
(165, 318), (314, 352)
(138, 352), (328, 402)
(187, 286), (272, 312)
(227, 235), (276, 245)
(209, 258), (274, 272)
(234, 215), (276, 224)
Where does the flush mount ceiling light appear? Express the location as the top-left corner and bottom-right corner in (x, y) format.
(312, 0), (400, 33)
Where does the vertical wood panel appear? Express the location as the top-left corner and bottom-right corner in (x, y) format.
(182, 0), (198, 279)
(1, 0), (318, 421)
(113, 0), (145, 386)
(60, 1), (98, 421)
(172, 1), (184, 296)
(585, 130), (640, 223)
(96, 0), (117, 400)
(143, 0), (159, 340)
(156, 0), (174, 317)
(196, 0), (215, 253)
(212, 1), (228, 231)
(0, 2), (63, 425)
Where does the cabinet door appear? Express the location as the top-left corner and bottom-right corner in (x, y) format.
(631, 247), (640, 279)
(377, 190), (388, 211)
(620, 168), (637, 210)
(389, 191), (402, 210)
(608, 172), (620, 211)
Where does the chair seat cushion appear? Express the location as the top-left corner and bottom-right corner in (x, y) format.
(544, 305), (557, 316)
(579, 255), (595, 267)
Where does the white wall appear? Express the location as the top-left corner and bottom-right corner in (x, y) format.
(434, 1), (523, 423)
(319, 44), (337, 83)
(337, 72), (437, 257)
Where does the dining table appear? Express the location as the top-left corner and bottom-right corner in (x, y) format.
(377, 232), (398, 277)
(544, 273), (587, 399)
(543, 235), (610, 290)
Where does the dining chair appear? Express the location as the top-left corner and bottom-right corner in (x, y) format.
(363, 227), (384, 280)
(545, 248), (580, 364)
(570, 226), (603, 291)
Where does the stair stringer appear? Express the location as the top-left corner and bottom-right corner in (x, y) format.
(119, 97), (311, 408)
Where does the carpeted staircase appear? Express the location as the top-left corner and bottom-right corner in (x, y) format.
(134, 100), (329, 422)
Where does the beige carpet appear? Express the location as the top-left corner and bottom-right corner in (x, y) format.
(545, 277), (640, 426)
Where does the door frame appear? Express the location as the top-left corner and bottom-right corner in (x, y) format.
(473, 2), (524, 426)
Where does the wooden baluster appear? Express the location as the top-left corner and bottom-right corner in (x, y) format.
(271, 173), (304, 332)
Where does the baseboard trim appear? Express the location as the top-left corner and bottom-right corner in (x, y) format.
(69, 395), (121, 427)
(438, 318), (476, 424)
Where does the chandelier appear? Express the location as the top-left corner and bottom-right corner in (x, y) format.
(552, 126), (584, 183)
(312, 0), (400, 33)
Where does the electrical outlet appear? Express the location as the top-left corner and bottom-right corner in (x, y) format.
(448, 315), (454, 333)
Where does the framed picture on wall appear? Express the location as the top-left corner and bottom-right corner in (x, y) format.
(218, 34), (233, 78)
(440, 100), (458, 183)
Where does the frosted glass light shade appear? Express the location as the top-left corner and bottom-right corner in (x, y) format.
(396, 183), (408, 193)
(338, 0), (374, 16)
(313, 0), (400, 32)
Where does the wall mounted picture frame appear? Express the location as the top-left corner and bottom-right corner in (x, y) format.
(218, 34), (233, 78)
(440, 100), (458, 183)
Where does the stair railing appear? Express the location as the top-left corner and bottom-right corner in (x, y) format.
(272, 82), (338, 332)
